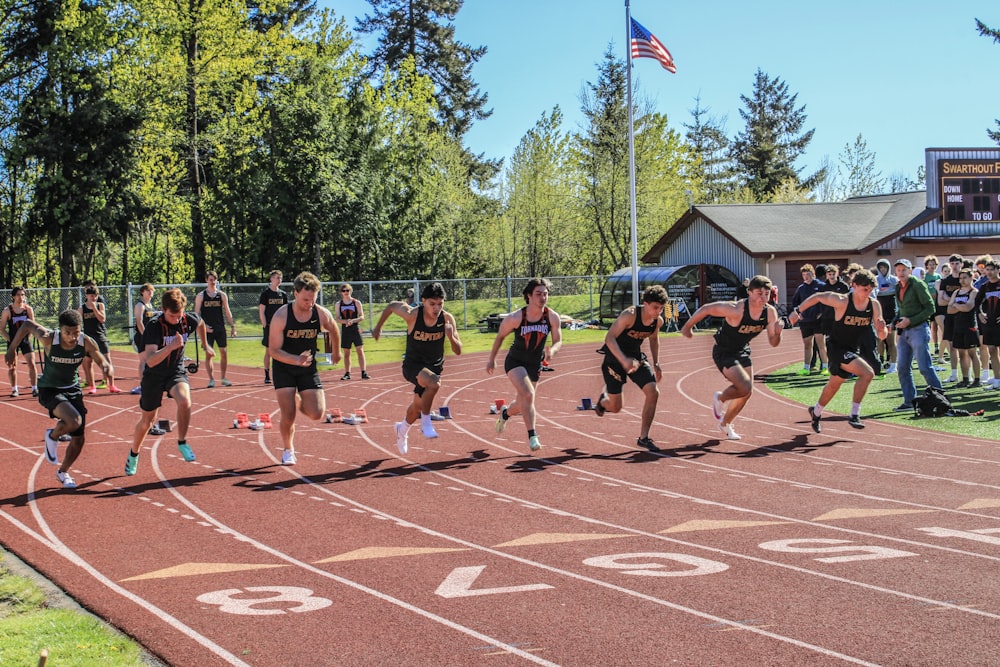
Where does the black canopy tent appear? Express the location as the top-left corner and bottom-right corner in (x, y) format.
(599, 264), (741, 322)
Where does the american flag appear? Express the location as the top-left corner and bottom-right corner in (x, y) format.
(630, 18), (676, 73)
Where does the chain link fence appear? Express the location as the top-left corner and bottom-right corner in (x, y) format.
(2, 276), (609, 343)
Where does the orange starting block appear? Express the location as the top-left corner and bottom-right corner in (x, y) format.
(325, 408), (342, 423)
(233, 412), (250, 429)
(354, 408), (368, 423)
(257, 413), (273, 429)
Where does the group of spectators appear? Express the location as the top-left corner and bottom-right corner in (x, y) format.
(790, 253), (1000, 413)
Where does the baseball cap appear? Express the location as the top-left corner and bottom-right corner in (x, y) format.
(894, 259), (912, 269)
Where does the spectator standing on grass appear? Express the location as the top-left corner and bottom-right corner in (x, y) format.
(937, 254), (964, 383)
(818, 265), (850, 340)
(974, 259), (1000, 389)
(681, 275), (783, 441)
(131, 283), (156, 395)
(892, 259), (942, 411)
(5, 310), (113, 489)
(258, 270), (287, 385)
(374, 282), (462, 455)
(80, 284), (121, 394)
(125, 288), (213, 475)
(268, 272), (341, 466)
(973, 255), (993, 382)
(1, 286), (38, 397)
(922, 256), (945, 364)
(790, 264), (827, 375)
(874, 259), (899, 374)
(947, 268), (981, 387)
(195, 270), (236, 387)
(486, 277), (562, 453)
(592, 285), (667, 452)
(791, 269), (887, 432)
(336, 283), (370, 381)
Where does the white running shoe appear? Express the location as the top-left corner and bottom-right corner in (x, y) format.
(394, 421), (409, 455)
(719, 422), (741, 441)
(281, 450), (296, 465)
(528, 435), (541, 452)
(946, 371), (959, 382)
(420, 419), (439, 439)
(44, 429), (60, 465)
(886, 362), (897, 374)
(495, 409), (509, 434)
(56, 470), (76, 489)
(712, 391), (725, 421)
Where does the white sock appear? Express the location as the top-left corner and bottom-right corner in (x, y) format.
(851, 402), (861, 416)
(813, 404), (824, 417)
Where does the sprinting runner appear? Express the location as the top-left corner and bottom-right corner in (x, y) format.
(593, 285), (667, 452)
(5, 310), (113, 489)
(486, 277), (563, 452)
(681, 275), (783, 440)
(373, 282), (462, 455)
(790, 269), (887, 432)
(125, 288), (212, 475)
(267, 272), (341, 465)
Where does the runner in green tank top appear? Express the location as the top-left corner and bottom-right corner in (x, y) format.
(4, 310), (113, 489)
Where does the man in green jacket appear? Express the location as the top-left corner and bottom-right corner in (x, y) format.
(892, 258), (943, 411)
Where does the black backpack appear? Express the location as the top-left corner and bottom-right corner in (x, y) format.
(913, 386), (951, 417)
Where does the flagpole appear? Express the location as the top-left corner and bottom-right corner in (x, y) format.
(625, 0), (640, 307)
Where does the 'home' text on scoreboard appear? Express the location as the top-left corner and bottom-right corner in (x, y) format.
(939, 159), (1000, 223)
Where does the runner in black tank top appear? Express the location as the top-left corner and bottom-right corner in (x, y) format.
(2, 287), (39, 396)
(336, 284), (369, 381)
(791, 269), (888, 433)
(80, 286), (118, 393)
(486, 278), (563, 453)
(593, 285), (667, 452)
(947, 271), (981, 387)
(682, 276), (783, 441)
(373, 282), (462, 455)
(126, 288), (213, 477)
(195, 271), (236, 387)
(267, 272), (341, 466)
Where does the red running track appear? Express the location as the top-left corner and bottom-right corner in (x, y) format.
(1, 334), (999, 666)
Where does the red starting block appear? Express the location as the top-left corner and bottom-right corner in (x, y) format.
(257, 413), (273, 429)
(325, 408), (342, 423)
(233, 412), (250, 429)
(354, 408), (368, 423)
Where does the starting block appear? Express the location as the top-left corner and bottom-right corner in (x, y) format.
(489, 399), (506, 414)
(233, 412), (250, 428)
(158, 418), (173, 432)
(257, 413), (273, 428)
(325, 408), (342, 423)
(577, 397), (594, 411)
(430, 406), (451, 420)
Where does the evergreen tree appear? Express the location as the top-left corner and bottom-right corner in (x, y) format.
(731, 69), (824, 201)
(356, 0), (489, 141)
(977, 19), (1000, 144)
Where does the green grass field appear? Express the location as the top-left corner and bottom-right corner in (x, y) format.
(763, 363), (999, 441)
(0, 555), (148, 666)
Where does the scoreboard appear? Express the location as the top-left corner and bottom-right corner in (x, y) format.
(939, 159), (1000, 223)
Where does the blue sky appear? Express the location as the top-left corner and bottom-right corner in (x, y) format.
(320, 0), (1000, 190)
